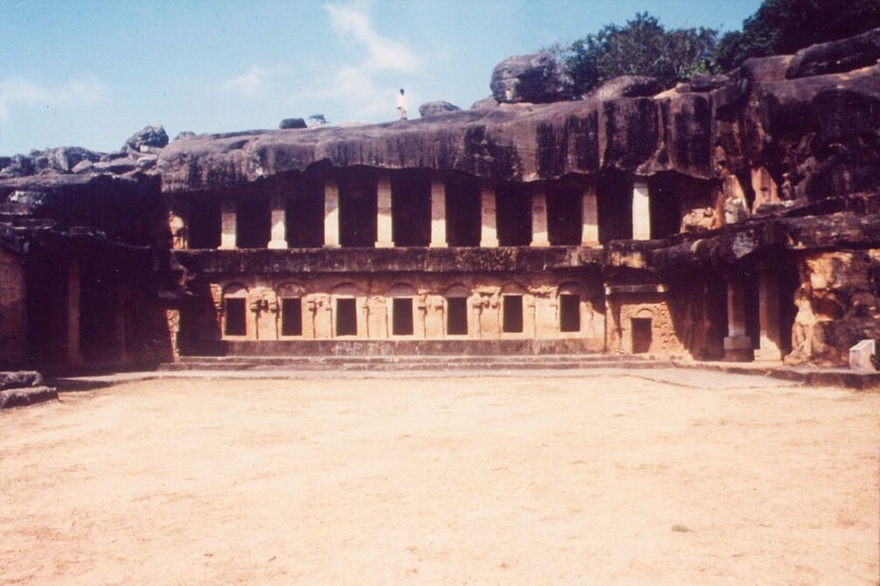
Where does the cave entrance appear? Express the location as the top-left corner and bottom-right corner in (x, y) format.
(445, 172), (481, 247)
(286, 174), (324, 248)
(187, 194), (220, 249)
(236, 193), (270, 249)
(496, 182), (531, 246)
(339, 169), (377, 248)
(597, 171), (633, 243)
(546, 182), (582, 245)
(391, 170), (431, 247)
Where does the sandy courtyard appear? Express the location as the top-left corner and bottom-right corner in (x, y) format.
(1, 370), (878, 585)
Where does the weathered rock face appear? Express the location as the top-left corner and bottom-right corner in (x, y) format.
(788, 250), (880, 366)
(490, 52), (573, 103)
(589, 75), (660, 101)
(787, 27), (880, 79)
(418, 101), (462, 117)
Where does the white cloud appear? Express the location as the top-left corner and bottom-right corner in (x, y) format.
(286, 2), (423, 122)
(223, 66), (274, 98)
(0, 77), (105, 122)
(326, 2), (421, 73)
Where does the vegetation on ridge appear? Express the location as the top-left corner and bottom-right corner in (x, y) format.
(550, 0), (880, 95)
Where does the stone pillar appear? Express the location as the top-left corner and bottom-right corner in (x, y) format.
(219, 197), (237, 249)
(632, 179), (651, 241)
(376, 174), (394, 248)
(480, 184), (499, 248)
(755, 266), (782, 361)
(268, 192), (287, 249)
(530, 189), (550, 247)
(581, 184), (599, 245)
(323, 179), (340, 248)
(67, 260), (83, 365)
(723, 278), (753, 362)
(430, 178), (448, 248)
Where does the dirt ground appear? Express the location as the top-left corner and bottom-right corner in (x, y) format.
(1, 370), (878, 585)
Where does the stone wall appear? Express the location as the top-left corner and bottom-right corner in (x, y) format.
(182, 272), (607, 353)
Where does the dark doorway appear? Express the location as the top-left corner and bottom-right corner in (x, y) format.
(547, 185), (582, 245)
(446, 297), (468, 335)
(445, 173), (481, 247)
(560, 294), (581, 332)
(503, 295), (524, 333)
(340, 171), (377, 248)
(391, 170), (431, 247)
(236, 194), (271, 249)
(631, 318), (652, 353)
(225, 298), (246, 336)
(597, 171), (633, 243)
(496, 183), (531, 246)
(336, 298), (357, 336)
(281, 298), (303, 336)
(187, 195), (221, 249)
(286, 175), (324, 248)
(392, 298), (415, 335)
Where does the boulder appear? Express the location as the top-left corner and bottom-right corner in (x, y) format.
(490, 52), (573, 103)
(787, 27), (880, 79)
(279, 118), (307, 130)
(590, 76), (660, 101)
(0, 370), (43, 390)
(741, 55), (793, 82)
(419, 101), (462, 117)
(123, 125), (169, 153)
(471, 96), (499, 110)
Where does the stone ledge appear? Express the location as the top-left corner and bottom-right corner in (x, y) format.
(0, 386), (58, 409)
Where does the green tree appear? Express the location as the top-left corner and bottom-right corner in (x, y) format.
(716, 0), (880, 71)
(554, 13), (717, 95)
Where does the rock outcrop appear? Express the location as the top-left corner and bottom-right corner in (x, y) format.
(786, 27), (880, 79)
(490, 51), (573, 103)
(419, 101), (462, 117)
(124, 125), (169, 153)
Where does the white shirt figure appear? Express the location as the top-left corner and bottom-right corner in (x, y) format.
(396, 88), (408, 120)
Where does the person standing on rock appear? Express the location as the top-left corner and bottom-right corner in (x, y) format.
(396, 88), (408, 120)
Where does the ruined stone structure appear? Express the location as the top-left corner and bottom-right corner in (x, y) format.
(1, 31), (878, 370)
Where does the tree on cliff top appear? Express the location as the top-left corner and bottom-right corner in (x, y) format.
(552, 13), (717, 95)
(715, 0), (880, 71)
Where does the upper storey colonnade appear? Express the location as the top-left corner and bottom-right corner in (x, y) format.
(168, 169), (662, 251)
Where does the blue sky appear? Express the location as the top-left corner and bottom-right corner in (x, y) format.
(0, 0), (763, 156)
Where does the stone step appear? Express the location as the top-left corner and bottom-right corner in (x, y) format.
(159, 354), (658, 372)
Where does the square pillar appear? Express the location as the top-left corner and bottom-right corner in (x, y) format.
(480, 184), (499, 248)
(723, 278), (753, 362)
(67, 260), (83, 365)
(268, 192), (287, 249)
(219, 197), (237, 249)
(430, 178), (448, 248)
(755, 266), (782, 361)
(530, 189), (549, 247)
(323, 179), (340, 248)
(632, 179), (651, 241)
(581, 184), (599, 245)
(376, 174), (394, 248)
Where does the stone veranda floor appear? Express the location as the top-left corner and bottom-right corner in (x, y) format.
(1, 372), (878, 585)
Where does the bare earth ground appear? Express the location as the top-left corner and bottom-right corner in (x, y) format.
(1, 370), (878, 585)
